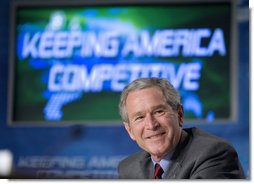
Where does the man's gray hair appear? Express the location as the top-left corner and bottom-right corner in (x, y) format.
(119, 77), (181, 123)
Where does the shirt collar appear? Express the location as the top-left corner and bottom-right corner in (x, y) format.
(151, 151), (174, 178)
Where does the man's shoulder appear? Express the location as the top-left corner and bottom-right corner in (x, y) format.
(182, 127), (236, 155)
(118, 151), (147, 168)
(185, 127), (232, 144)
(118, 151), (150, 179)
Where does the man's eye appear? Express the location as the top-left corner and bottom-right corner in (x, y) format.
(135, 116), (144, 121)
(154, 110), (165, 116)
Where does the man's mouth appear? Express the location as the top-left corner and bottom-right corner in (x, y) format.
(146, 132), (166, 139)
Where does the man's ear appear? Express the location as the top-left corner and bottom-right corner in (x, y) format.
(178, 104), (184, 127)
(123, 122), (136, 141)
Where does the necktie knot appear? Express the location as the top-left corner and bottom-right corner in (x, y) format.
(153, 163), (164, 179)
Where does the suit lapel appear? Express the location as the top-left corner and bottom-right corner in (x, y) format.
(139, 152), (154, 178)
(165, 130), (190, 179)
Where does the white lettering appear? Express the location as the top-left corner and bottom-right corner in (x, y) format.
(207, 28), (226, 56)
(39, 32), (54, 58)
(22, 33), (40, 58)
(194, 29), (211, 56)
(20, 28), (226, 59)
(48, 62), (202, 92)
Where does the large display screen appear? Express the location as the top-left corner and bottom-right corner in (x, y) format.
(9, 0), (236, 125)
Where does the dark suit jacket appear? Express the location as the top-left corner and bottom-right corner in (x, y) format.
(118, 127), (245, 179)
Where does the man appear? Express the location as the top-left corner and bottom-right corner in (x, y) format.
(118, 77), (245, 179)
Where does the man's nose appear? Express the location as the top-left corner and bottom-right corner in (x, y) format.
(145, 114), (159, 130)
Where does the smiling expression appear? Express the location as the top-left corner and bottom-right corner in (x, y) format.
(124, 86), (184, 162)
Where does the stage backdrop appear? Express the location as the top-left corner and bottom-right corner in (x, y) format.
(0, 0), (249, 179)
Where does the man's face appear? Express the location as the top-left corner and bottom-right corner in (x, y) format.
(124, 87), (184, 161)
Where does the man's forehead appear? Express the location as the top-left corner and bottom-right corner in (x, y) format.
(126, 86), (162, 98)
